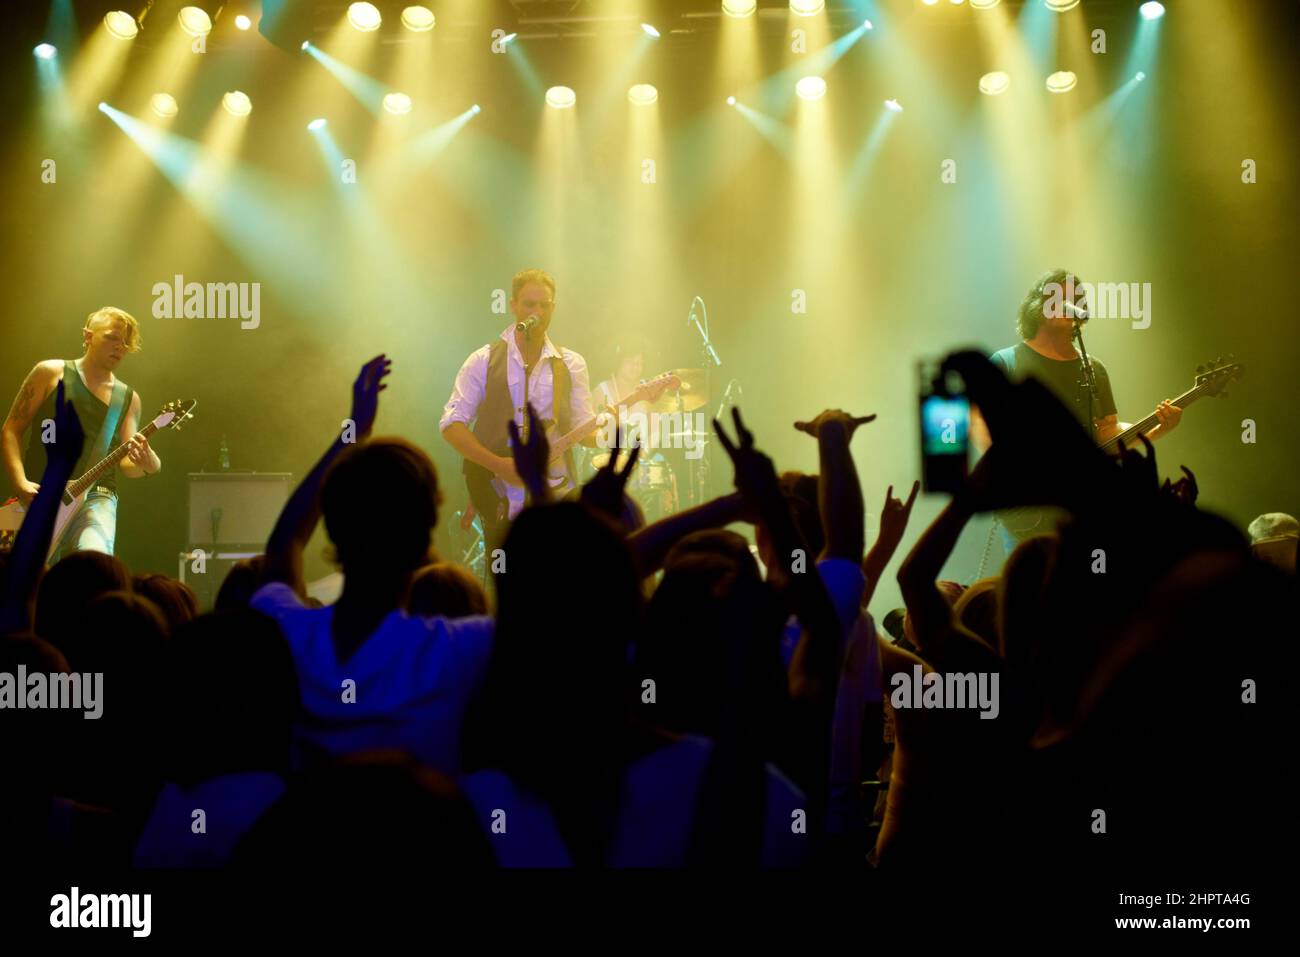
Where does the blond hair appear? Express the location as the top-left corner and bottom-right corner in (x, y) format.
(510, 268), (556, 302)
(84, 306), (142, 353)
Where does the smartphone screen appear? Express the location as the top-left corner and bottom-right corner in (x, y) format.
(919, 371), (971, 494)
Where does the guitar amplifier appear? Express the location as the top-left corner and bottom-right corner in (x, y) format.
(186, 472), (293, 548)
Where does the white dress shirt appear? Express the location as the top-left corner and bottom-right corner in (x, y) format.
(440, 325), (597, 438)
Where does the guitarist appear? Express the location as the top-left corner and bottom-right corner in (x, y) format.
(440, 268), (606, 553)
(1, 307), (161, 558)
(971, 270), (1181, 550)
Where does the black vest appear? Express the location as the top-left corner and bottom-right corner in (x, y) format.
(462, 338), (575, 479)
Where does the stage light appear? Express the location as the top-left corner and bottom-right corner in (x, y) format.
(970, 0), (1000, 9)
(884, 98), (903, 112)
(1135, 71), (1146, 81)
(178, 6), (213, 37)
(223, 90), (252, 116)
(796, 76), (827, 100)
(347, 3), (382, 33)
(921, 0), (939, 6)
(500, 32), (517, 46)
(401, 6), (435, 32)
(726, 95), (737, 106)
(545, 86), (576, 109)
(301, 40), (310, 50)
(722, 0), (756, 18)
(1045, 0), (1080, 12)
(103, 11), (139, 40)
(628, 84), (658, 105)
(1045, 70), (1077, 93)
(790, 0), (825, 15)
(471, 104), (481, 115)
(151, 93), (179, 117)
(307, 117), (327, 130)
(949, 0), (966, 5)
(34, 43), (57, 59)
(383, 92), (412, 115)
(1139, 1), (1165, 20)
(641, 23), (660, 38)
(235, 15), (251, 31)
(979, 71), (1010, 95)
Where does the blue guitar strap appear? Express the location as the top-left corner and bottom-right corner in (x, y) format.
(96, 379), (130, 465)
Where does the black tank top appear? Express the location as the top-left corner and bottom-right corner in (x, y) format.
(22, 360), (133, 493)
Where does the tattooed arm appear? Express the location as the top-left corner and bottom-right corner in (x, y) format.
(2, 361), (60, 504)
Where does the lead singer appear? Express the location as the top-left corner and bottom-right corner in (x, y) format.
(440, 268), (603, 554)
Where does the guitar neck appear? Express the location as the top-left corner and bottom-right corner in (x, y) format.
(1098, 383), (1204, 455)
(68, 422), (159, 498)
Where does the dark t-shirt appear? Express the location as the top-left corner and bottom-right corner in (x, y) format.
(990, 342), (1117, 436)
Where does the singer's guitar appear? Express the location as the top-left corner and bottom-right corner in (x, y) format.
(0, 399), (196, 559)
(998, 359), (1243, 539)
(467, 373), (681, 526)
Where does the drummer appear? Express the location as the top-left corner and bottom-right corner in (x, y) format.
(594, 338), (656, 450)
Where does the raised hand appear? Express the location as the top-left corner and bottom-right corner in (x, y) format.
(507, 403), (552, 504)
(1162, 464), (1198, 506)
(1115, 433), (1158, 496)
(350, 354), (391, 441)
(581, 418), (640, 520)
(794, 409), (877, 440)
(713, 407), (781, 515)
(877, 480), (920, 553)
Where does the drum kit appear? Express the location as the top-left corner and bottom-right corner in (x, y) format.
(581, 367), (718, 523)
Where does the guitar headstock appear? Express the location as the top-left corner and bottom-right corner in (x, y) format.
(630, 373), (683, 405)
(1194, 357), (1244, 399)
(152, 399), (198, 432)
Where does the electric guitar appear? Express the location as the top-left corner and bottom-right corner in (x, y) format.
(998, 359), (1243, 539)
(468, 373), (681, 526)
(0, 399), (196, 559)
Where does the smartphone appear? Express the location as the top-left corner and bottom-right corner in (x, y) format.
(919, 361), (971, 494)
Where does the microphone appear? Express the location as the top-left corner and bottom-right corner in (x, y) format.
(516, 314), (540, 335)
(1062, 299), (1089, 323)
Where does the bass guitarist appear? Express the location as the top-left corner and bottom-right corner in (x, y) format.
(2, 307), (161, 559)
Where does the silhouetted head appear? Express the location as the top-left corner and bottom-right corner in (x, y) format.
(642, 546), (787, 743)
(953, 577), (1000, 650)
(132, 574), (199, 630)
(321, 438), (441, 579)
(235, 751), (495, 872)
(165, 609), (298, 787)
(214, 555), (268, 611)
(408, 561), (490, 618)
(35, 551), (132, 654)
(755, 471), (823, 576)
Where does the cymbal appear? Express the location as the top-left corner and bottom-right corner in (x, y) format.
(641, 368), (709, 412)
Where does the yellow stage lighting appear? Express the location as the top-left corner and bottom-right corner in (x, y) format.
(383, 92), (413, 114)
(545, 86), (576, 109)
(722, 1), (757, 18)
(401, 6), (435, 32)
(628, 84), (659, 106)
(348, 3), (382, 32)
(979, 71), (1011, 95)
(796, 76), (827, 100)
(103, 11), (139, 40)
(151, 93), (179, 117)
(1045, 70), (1077, 93)
(178, 6), (213, 37)
(223, 90), (253, 116)
(790, 0), (825, 15)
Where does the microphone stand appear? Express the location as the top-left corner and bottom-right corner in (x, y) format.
(687, 297), (721, 506)
(1072, 318), (1100, 441)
